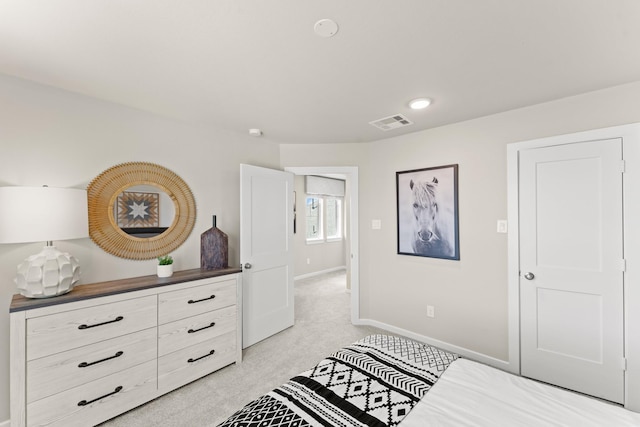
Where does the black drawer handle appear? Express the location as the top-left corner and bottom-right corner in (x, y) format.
(77, 385), (123, 406)
(78, 351), (124, 368)
(188, 349), (215, 363)
(188, 322), (216, 334)
(188, 295), (216, 304)
(78, 316), (124, 330)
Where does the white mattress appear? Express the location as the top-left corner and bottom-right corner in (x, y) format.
(401, 358), (640, 426)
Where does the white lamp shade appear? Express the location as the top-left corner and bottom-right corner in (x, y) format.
(0, 186), (88, 244)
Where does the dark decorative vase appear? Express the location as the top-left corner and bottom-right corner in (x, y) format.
(200, 215), (228, 269)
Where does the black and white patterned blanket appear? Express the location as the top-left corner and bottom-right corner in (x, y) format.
(218, 334), (458, 427)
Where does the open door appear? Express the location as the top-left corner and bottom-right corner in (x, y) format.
(240, 164), (294, 348)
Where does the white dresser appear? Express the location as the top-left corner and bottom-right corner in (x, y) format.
(9, 268), (242, 427)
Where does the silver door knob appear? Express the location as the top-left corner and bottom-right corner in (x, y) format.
(244, 263), (252, 269)
(524, 272), (535, 280)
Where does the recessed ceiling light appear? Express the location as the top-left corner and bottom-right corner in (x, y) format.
(409, 98), (432, 110)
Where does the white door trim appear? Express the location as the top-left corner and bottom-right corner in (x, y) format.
(507, 122), (640, 410)
(284, 166), (360, 324)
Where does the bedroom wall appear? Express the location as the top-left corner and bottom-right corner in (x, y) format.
(0, 74), (281, 423)
(292, 175), (346, 277)
(280, 80), (640, 362)
(4, 74), (640, 423)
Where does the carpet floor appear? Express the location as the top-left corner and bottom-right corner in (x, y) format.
(100, 270), (383, 426)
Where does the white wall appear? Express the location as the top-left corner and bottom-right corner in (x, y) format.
(292, 176), (346, 277)
(0, 74), (281, 423)
(4, 72), (640, 423)
(281, 80), (640, 362)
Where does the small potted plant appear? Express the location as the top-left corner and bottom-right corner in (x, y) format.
(157, 255), (174, 278)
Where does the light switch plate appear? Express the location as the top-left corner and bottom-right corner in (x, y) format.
(372, 219), (381, 230)
(427, 305), (435, 318)
(497, 220), (508, 233)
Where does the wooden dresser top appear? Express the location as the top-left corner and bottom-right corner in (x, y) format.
(10, 267), (242, 313)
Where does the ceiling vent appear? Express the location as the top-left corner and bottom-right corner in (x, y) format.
(369, 114), (414, 131)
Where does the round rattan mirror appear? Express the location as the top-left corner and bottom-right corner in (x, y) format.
(87, 162), (196, 260)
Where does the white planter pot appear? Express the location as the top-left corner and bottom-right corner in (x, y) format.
(157, 264), (173, 278)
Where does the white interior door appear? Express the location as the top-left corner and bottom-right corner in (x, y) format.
(519, 138), (624, 403)
(240, 164), (294, 348)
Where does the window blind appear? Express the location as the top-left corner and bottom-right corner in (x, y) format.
(305, 175), (345, 197)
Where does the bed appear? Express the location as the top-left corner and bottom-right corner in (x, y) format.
(218, 334), (640, 426)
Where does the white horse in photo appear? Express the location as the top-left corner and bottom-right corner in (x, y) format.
(409, 177), (455, 258)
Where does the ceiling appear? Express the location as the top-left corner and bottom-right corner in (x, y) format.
(1, 1), (639, 144)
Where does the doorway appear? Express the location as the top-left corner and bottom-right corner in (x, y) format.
(284, 166), (360, 325)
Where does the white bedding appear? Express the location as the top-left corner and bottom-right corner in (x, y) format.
(401, 358), (640, 427)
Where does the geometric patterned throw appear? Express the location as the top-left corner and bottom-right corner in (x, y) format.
(218, 334), (458, 427)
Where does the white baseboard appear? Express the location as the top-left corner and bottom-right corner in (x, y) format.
(356, 318), (512, 372)
(0, 418), (10, 427)
(294, 266), (346, 281)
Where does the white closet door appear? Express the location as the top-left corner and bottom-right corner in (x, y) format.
(519, 138), (624, 403)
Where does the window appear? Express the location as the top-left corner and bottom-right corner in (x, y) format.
(325, 197), (342, 240)
(305, 196), (342, 243)
(305, 196), (323, 241)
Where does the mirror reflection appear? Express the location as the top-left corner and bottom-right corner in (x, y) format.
(115, 184), (176, 238)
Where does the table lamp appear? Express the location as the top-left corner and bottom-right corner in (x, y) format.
(0, 186), (89, 298)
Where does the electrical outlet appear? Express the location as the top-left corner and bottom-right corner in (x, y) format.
(427, 305), (435, 318)
(306, 258), (310, 265)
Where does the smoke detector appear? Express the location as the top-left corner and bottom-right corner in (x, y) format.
(369, 114), (414, 131)
(314, 19), (339, 38)
(248, 128), (263, 137)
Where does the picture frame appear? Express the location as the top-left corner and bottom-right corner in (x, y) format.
(117, 191), (160, 228)
(396, 164), (459, 260)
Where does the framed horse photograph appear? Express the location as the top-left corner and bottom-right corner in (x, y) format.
(396, 164), (460, 260)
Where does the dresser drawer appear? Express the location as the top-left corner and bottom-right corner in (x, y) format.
(27, 295), (157, 361)
(27, 328), (157, 403)
(26, 359), (156, 427)
(158, 279), (236, 325)
(158, 305), (236, 356)
(158, 330), (236, 392)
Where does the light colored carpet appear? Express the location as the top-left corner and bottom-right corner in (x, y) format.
(100, 270), (383, 426)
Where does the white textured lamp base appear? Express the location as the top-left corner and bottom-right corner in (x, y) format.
(15, 246), (81, 298)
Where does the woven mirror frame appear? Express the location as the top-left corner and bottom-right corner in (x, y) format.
(87, 162), (196, 260)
